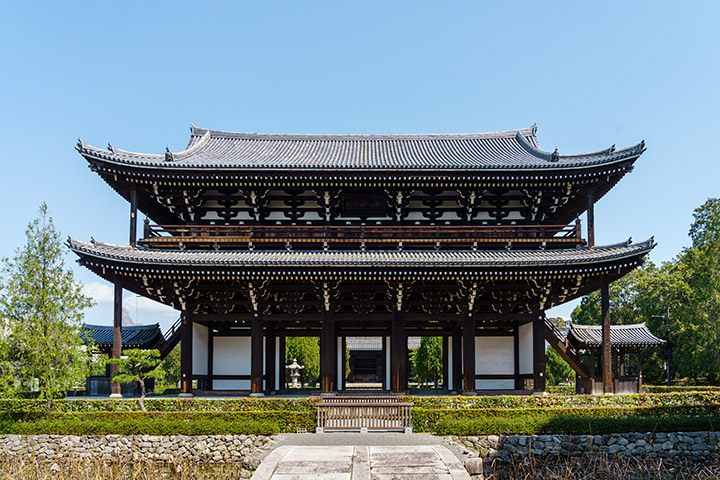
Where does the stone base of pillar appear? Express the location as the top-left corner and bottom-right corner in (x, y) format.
(461, 391), (477, 396)
(178, 393), (194, 398)
(109, 393), (123, 399)
(249, 392), (265, 398)
(531, 391), (548, 396)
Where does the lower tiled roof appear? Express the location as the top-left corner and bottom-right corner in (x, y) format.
(67, 237), (654, 269)
(568, 323), (665, 348)
(82, 324), (161, 349)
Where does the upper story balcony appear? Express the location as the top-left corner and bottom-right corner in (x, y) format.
(138, 222), (585, 251)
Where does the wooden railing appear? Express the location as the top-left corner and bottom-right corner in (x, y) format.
(315, 396), (413, 433)
(140, 222), (584, 250)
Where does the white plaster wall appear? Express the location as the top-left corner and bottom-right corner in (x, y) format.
(385, 337), (391, 390)
(475, 337), (514, 374)
(213, 380), (251, 390)
(519, 322), (534, 375)
(447, 342), (453, 390)
(476, 379), (515, 390)
(192, 324), (208, 376)
(213, 337), (252, 375)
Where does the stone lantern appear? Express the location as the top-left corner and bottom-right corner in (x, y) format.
(286, 358), (305, 389)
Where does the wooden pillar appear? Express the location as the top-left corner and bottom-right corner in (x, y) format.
(463, 313), (476, 393)
(637, 350), (643, 393)
(110, 281), (123, 398)
(513, 322), (522, 390)
(207, 328), (214, 391)
(279, 335), (286, 390)
(391, 310), (407, 393)
(250, 313), (264, 396)
(532, 313), (546, 393)
(320, 310), (336, 393)
(265, 323), (276, 393)
(452, 322), (462, 391)
(587, 185), (595, 248)
(180, 311), (193, 396)
(601, 275), (612, 394)
(129, 184), (138, 247)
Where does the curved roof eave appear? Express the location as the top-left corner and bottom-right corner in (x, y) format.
(75, 125), (645, 173)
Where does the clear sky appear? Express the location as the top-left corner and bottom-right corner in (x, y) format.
(1, 1), (718, 331)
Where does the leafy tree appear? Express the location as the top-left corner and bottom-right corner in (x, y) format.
(107, 349), (161, 411)
(156, 344), (180, 387)
(285, 337), (320, 386)
(415, 337), (443, 388)
(546, 347), (574, 385)
(0, 204), (94, 406)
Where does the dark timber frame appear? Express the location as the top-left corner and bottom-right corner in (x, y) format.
(73, 125), (654, 397)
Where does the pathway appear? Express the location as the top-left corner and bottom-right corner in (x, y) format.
(251, 438), (471, 480)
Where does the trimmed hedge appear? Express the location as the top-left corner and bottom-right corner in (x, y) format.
(0, 411), (314, 435)
(644, 385), (720, 393)
(0, 398), (317, 413)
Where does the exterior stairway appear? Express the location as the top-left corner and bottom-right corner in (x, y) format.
(544, 318), (591, 379)
(154, 317), (182, 360)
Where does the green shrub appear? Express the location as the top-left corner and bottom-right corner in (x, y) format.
(644, 385), (720, 393)
(0, 410), (314, 435)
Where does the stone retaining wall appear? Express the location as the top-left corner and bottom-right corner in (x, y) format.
(0, 434), (276, 475)
(446, 431), (720, 477)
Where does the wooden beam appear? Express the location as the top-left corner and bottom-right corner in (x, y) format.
(265, 323), (276, 393)
(452, 322), (462, 391)
(391, 309), (407, 393)
(587, 185), (595, 248)
(129, 184), (138, 247)
(110, 281), (122, 398)
(463, 314), (476, 393)
(180, 311), (193, 396)
(533, 313), (546, 393)
(320, 310), (336, 393)
(601, 275), (612, 394)
(250, 313), (264, 395)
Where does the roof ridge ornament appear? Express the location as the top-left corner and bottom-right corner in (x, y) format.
(108, 143), (114, 153)
(551, 148), (559, 162)
(165, 146), (174, 162)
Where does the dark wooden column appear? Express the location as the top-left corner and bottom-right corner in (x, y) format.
(250, 313), (264, 396)
(532, 313), (546, 393)
(452, 322), (462, 391)
(514, 322), (522, 390)
(110, 281), (123, 398)
(207, 328), (214, 390)
(265, 323), (276, 393)
(320, 310), (336, 393)
(637, 350), (643, 393)
(391, 309), (407, 393)
(587, 185), (595, 248)
(129, 184), (138, 247)
(463, 313), (476, 394)
(601, 275), (612, 394)
(279, 335), (286, 390)
(180, 311), (193, 396)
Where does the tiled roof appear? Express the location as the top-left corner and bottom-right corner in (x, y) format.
(76, 125), (645, 171)
(568, 323), (665, 348)
(66, 237), (655, 269)
(81, 324), (161, 349)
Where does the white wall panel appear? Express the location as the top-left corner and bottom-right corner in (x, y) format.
(192, 324), (208, 375)
(213, 380), (251, 390)
(213, 337), (252, 375)
(475, 337), (514, 374)
(476, 379), (515, 390)
(519, 323), (534, 375)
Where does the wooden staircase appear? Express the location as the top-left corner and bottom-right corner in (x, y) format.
(154, 317), (181, 360)
(544, 318), (591, 379)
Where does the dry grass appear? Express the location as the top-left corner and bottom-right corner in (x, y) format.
(0, 457), (251, 480)
(490, 454), (720, 480)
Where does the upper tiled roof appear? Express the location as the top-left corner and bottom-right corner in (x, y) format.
(67, 237), (654, 269)
(81, 324), (161, 349)
(568, 323), (665, 348)
(76, 125), (645, 171)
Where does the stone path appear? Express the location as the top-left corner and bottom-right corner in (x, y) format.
(251, 445), (471, 480)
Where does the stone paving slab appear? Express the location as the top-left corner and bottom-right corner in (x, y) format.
(251, 444), (470, 480)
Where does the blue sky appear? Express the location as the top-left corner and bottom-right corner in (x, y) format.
(1, 1), (718, 330)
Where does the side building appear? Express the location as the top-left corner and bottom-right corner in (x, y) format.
(69, 125), (653, 396)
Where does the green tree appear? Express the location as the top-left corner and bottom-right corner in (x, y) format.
(285, 337), (320, 386)
(415, 337), (443, 388)
(0, 204), (94, 406)
(156, 344), (180, 387)
(107, 349), (161, 411)
(546, 347), (574, 385)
